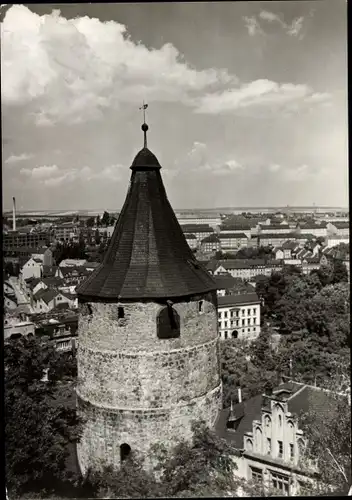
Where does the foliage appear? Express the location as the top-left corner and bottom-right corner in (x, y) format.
(52, 241), (87, 265)
(49, 351), (77, 382)
(85, 216), (95, 228)
(300, 358), (351, 495)
(5, 337), (81, 496)
(86, 421), (240, 498)
(234, 246), (273, 260)
(221, 330), (282, 406)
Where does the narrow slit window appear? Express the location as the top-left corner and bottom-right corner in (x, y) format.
(198, 300), (204, 313)
(118, 306), (125, 319)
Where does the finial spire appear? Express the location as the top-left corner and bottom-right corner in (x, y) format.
(139, 102), (149, 148)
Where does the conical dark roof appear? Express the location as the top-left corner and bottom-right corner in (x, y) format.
(77, 147), (216, 301)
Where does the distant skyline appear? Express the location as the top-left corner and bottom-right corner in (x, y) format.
(1, 1), (348, 211)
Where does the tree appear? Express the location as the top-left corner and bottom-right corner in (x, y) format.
(299, 358), (351, 495)
(5, 337), (81, 496)
(86, 217), (95, 228)
(101, 211), (110, 227)
(331, 258), (348, 284)
(94, 228), (101, 245)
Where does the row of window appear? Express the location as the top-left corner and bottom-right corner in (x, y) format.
(251, 467), (290, 495)
(221, 327), (257, 338)
(218, 308), (257, 319)
(219, 318), (258, 328)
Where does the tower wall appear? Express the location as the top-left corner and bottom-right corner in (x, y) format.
(76, 291), (222, 474)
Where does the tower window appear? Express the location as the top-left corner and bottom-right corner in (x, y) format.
(118, 306), (125, 319)
(120, 443), (131, 462)
(157, 305), (180, 339)
(198, 300), (204, 313)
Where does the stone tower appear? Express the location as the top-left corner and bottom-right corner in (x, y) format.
(76, 121), (222, 475)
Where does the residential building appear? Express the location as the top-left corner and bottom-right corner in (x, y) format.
(32, 289), (77, 313)
(176, 214), (221, 227)
(256, 233), (314, 247)
(301, 257), (321, 275)
(219, 224), (251, 239)
(217, 293), (260, 341)
(325, 235), (349, 248)
(3, 230), (48, 250)
(59, 258), (88, 267)
(4, 316), (35, 340)
(52, 223), (80, 242)
(297, 222), (327, 238)
(4, 293), (18, 310)
(55, 265), (92, 284)
(20, 257), (42, 282)
(34, 314), (78, 352)
(216, 379), (345, 496)
(31, 247), (53, 266)
(212, 259), (283, 280)
(258, 224), (291, 235)
(180, 224), (214, 242)
(218, 232), (249, 251)
(185, 233), (198, 250)
(201, 233), (220, 253)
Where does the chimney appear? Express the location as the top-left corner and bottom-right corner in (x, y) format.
(12, 196), (16, 232)
(238, 387), (242, 403)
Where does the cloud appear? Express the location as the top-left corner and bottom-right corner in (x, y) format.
(1, 5), (234, 125)
(5, 153), (33, 164)
(184, 141), (244, 177)
(243, 16), (265, 36)
(20, 164), (59, 179)
(269, 163), (281, 173)
(194, 79), (331, 115)
(244, 10), (307, 39)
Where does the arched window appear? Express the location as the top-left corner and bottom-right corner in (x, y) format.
(232, 330), (238, 339)
(278, 414), (282, 427)
(255, 427), (263, 453)
(246, 439), (253, 451)
(264, 415), (271, 428)
(120, 443), (131, 462)
(157, 305), (180, 339)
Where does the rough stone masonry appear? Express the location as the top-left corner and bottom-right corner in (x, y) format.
(76, 291), (222, 474)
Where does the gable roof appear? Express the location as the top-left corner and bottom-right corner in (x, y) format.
(202, 233), (220, 243)
(213, 273), (237, 290)
(217, 380), (343, 450)
(218, 293), (260, 307)
(76, 147), (217, 301)
(219, 232), (248, 239)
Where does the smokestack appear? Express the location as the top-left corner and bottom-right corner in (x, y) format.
(12, 196), (16, 232)
(238, 387), (242, 403)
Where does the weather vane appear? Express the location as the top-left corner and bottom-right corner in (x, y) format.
(139, 101), (149, 148)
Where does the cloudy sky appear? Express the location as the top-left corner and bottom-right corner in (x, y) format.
(1, 1), (348, 211)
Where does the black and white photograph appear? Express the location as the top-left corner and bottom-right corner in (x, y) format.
(2, 1), (350, 498)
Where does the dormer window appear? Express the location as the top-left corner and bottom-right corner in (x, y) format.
(157, 305), (180, 339)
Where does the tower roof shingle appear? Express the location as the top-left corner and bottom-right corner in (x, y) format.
(77, 147), (216, 301)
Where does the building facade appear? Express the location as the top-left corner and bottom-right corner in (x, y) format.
(76, 131), (222, 474)
(217, 293), (261, 341)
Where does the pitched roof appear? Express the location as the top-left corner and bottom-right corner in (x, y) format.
(213, 274), (237, 290)
(34, 288), (59, 304)
(180, 224), (213, 232)
(331, 221), (349, 229)
(202, 233), (220, 243)
(58, 266), (90, 277)
(219, 223), (251, 231)
(185, 233), (197, 240)
(77, 147), (217, 301)
(259, 224), (290, 230)
(218, 232), (248, 239)
(217, 380), (342, 450)
(218, 293), (260, 307)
